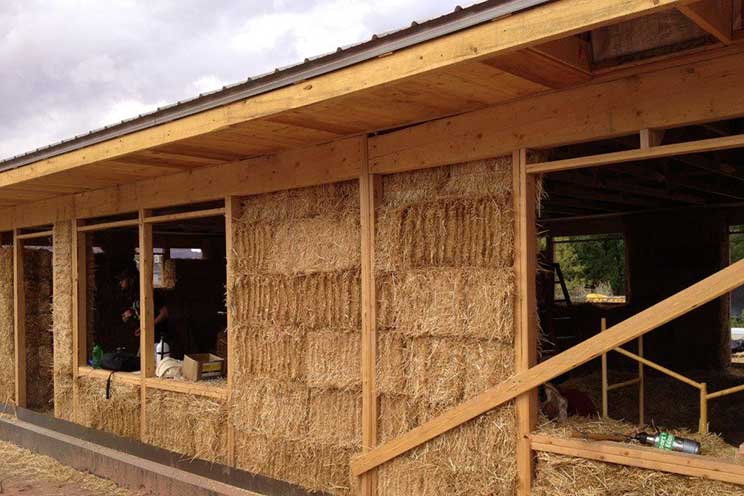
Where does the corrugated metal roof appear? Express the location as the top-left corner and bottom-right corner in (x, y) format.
(0, 0), (550, 172)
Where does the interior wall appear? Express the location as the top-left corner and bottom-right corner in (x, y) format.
(626, 211), (729, 369)
(375, 158), (517, 495)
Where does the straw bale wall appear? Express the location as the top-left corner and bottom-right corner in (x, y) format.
(24, 247), (54, 412)
(74, 376), (140, 440)
(375, 158), (518, 496)
(53, 221), (74, 420)
(145, 389), (228, 463)
(230, 181), (362, 494)
(0, 247), (13, 404)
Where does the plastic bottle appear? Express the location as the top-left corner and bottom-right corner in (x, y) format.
(92, 344), (103, 369)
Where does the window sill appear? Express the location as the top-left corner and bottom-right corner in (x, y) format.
(77, 366), (141, 385)
(144, 377), (227, 400)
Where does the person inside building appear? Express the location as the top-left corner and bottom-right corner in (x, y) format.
(117, 264), (170, 344)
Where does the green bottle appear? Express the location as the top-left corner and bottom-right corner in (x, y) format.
(92, 344), (103, 369)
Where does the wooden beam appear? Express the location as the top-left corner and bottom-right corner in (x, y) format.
(224, 196), (240, 467)
(143, 207), (225, 224)
(513, 149), (538, 496)
(530, 434), (744, 486)
(0, 137), (363, 232)
(527, 132), (744, 174)
(0, 0), (687, 189)
(15, 230), (53, 240)
(369, 49), (744, 174)
(359, 137), (381, 496)
(350, 256), (744, 476)
(13, 232), (26, 408)
(678, 0), (733, 44)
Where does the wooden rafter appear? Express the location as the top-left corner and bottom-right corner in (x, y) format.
(678, 0), (733, 44)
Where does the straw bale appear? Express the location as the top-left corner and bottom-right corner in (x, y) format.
(75, 376), (140, 440)
(380, 158), (513, 210)
(230, 270), (361, 330)
(233, 325), (306, 382)
(376, 198), (514, 272)
(53, 221), (74, 420)
(229, 377), (308, 440)
(306, 329), (360, 390)
(376, 267), (514, 341)
(146, 389), (227, 464)
(307, 388), (362, 449)
(533, 416), (744, 496)
(378, 405), (517, 496)
(238, 181), (359, 225)
(235, 432), (354, 495)
(376, 331), (407, 395)
(0, 247), (13, 404)
(160, 258), (177, 289)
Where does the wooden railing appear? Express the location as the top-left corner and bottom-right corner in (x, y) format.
(350, 257), (744, 477)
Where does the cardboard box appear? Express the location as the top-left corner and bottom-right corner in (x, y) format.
(182, 353), (225, 381)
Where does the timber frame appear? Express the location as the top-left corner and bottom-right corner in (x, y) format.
(3, 0), (744, 493)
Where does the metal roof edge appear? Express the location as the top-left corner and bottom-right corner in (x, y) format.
(0, 0), (549, 174)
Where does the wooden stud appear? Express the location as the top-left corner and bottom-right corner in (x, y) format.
(360, 136), (380, 496)
(71, 221), (87, 423)
(638, 335), (645, 425)
(678, 0), (733, 44)
(13, 231), (26, 408)
(601, 318), (608, 418)
(606, 377), (641, 391)
(351, 256), (744, 476)
(639, 128), (665, 149)
(513, 148), (538, 496)
(139, 209), (154, 441)
(531, 434), (744, 486)
(225, 196), (241, 467)
(699, 382), (709, 433)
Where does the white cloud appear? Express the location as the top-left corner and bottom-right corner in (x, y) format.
(0, 0), (474, 160)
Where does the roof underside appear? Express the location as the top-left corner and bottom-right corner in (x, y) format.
(0, 0), (740, 212)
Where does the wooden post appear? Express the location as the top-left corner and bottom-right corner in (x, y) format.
(225, 196), (241, 467)
(139, 209), (154, 441)
(699, 382), (708, 434)
(360, 137), (380, 496)
(638, 335), (645, 425)
(601, 318), (608, 418)
(71, 222), (88, 421)
(13, 231), (26, 408)
(514, 148), (538, 496)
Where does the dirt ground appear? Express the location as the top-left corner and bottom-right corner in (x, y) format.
(0, 438), (146, 496)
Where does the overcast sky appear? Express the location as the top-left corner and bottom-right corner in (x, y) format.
(0, 0), (476, 161)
